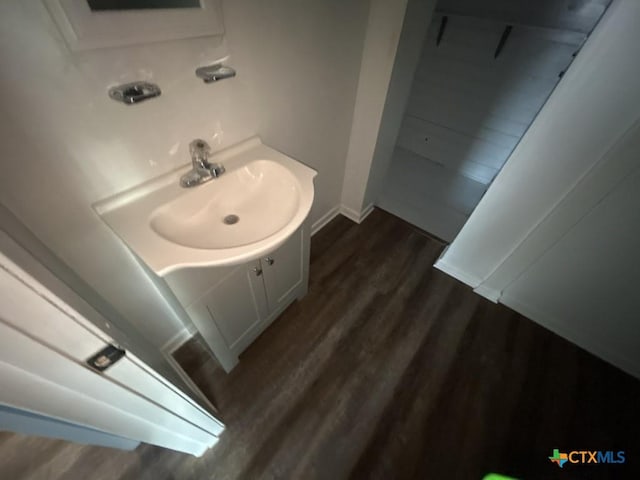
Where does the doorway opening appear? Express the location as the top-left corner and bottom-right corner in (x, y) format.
(377, 0), (611, 242)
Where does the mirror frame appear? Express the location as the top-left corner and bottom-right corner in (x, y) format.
(43, 0), (224, 51)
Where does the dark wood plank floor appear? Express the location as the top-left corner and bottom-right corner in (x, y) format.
(2, 209), (640, 479)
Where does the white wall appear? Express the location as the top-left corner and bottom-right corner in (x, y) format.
(0, 0), (369, 348)
(223, 0), (369, 226)
(340, 0), (410, 220)
(363, 0), (437, 207)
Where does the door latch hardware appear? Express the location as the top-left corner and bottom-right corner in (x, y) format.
(86, 345), (126, 372)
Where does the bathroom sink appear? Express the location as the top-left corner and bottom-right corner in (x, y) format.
(95, 137), (316, 276)
(150, 160), (299, 249)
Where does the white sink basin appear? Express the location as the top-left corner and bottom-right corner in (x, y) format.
(95, 137), (316, 276)
(150, 160), (300, 249)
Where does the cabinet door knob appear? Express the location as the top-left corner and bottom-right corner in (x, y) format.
(252, 266), (263, 276)
(265, 257), (275, 266)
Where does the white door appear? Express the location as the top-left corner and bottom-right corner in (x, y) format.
(501, 167), (640, 378)
(0, 241), (224, 457)
(186, 260), (269, 360)
(261, 226), (307, 314)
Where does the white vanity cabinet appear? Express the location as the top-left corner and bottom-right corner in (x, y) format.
(164, 221), (310, 372)
(95, 137), (317, 373)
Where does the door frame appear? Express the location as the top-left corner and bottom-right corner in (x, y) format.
(0, 231), (224, 456)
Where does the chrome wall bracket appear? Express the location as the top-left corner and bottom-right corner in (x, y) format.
(108, 81), (161, 105)
(195, 64), (236, 83)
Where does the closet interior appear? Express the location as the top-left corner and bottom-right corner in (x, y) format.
(377, 0), (611, 241)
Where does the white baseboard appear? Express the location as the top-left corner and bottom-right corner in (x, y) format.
(339, 205), (360, 223)
(360, 203), (375, 223)
(162, 324), (197, 354)
(340, 203), (375, 224)
(434, 251), (500, 302)
(311, 206), (341, 236)
(434, 257), (482, 288)
(311, 204), (375, 235)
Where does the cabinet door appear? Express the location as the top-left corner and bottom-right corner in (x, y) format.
(196, 261), (269, 357)
(261, 226), (306, 316)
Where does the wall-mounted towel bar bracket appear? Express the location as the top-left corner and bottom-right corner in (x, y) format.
(195, 64), (236, 83)
(108, 81), (161, 105)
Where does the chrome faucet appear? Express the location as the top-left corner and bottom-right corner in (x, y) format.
(180, 139), (225, 188)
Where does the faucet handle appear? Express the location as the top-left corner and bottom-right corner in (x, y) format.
(210, 164), (226, 178)
(189, 139), (211, 159)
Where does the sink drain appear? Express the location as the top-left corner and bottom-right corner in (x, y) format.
(223, 214), (239, 225)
